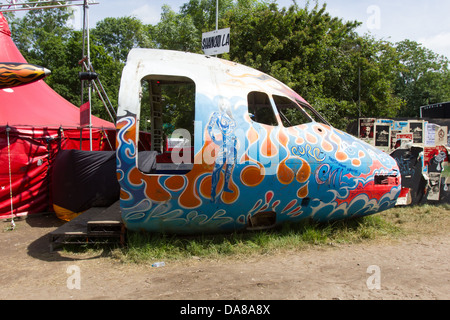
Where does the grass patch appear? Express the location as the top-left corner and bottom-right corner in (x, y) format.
(62, 204), (448, 265)
(381, 203), (450, 235)
(112, 213), (404, 265)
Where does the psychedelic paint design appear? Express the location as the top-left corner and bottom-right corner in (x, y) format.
(0, 63), (50, 89)
(116, 49), (401, 234)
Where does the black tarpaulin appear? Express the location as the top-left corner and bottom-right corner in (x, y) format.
(52, 150), (119, 221)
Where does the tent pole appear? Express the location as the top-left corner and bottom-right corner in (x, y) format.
(83, 0), (93, 151)
(81, 1), (86, 106)
(87, 2), (92, 151)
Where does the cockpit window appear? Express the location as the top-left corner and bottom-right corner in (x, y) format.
(298, 100), (330, 126)
(272, 94), (331, 127)
(273, 95), (312, 127)
(247, 91), (278, 126)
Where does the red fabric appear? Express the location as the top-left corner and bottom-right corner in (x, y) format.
(0, 13), (116, 217)
(0, 127), (116, 218)
(0, 12), (12, 38)
(0, 82), (115, 128)
(0, 13), (114, 129)
(61, 128), (115, 151)
(0, 127), (57, 217)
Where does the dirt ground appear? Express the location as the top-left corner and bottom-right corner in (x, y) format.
(0, 212), (449, 301)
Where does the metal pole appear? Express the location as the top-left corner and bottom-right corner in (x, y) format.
(358, 65), (361, 118)
(81, 1), (86, 105)
(216, 0), (218, 31)
(85, 0), (92, 151)
(0, 2), (98, 12)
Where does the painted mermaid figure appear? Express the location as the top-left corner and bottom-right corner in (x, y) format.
(207, 99), (237, 202)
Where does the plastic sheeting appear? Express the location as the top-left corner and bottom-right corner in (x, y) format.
(51, 150), (119, 221)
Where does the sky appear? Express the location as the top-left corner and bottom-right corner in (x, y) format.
(69, 0), (450, 59)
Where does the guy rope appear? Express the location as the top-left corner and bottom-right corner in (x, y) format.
(6, 125), (15, 230)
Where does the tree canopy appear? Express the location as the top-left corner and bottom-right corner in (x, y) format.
(6, 1), (450, 130)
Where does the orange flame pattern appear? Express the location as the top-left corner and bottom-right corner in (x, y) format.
(0, 63), (49, 89)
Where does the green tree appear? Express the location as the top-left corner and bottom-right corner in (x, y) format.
(394, 39), (450, 117)
(180, 0), (234, 32)
(10, 8), (73, 86)
(91, 16), (154, 63)
(7, 0), (449, 130)
(217, 1), (402, 128)
(154, 5), (201, 52)
(89, 17), (154, 120)
(9, 8), (126, 122)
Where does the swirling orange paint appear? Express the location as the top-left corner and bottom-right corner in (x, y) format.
(296, 160), (311, 183)
(144, 176), (171, 202)
(336, 151), (348, 162)
(277, 160), (295, 185)
(297, 184), (308, 198)
(321, 140), (333, 152)
(199, 175), (213, 199)
(261, 127), (277, 157)
(120, 189), (131, 200)
(305, 133), (317, 144)
(221, 177), (239, 204)
(165, 175), (186, 191)
(240, 165), (264, 187)
(278, 129), (289, 147)
(247, 126), (259, 144)
(128, 167), (144, 185)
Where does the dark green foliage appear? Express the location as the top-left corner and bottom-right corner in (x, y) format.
(7, 1), (449, 128)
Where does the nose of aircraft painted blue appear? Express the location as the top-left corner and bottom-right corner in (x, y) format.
(351, 134), (402, 214)
(362, 142), (401, 194)
(307, 125), (401, 222)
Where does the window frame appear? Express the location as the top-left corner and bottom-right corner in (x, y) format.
(138, 74), (196, 175)
(247, 91), (279, 127)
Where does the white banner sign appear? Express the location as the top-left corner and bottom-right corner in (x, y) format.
(202, 28), (230, 55)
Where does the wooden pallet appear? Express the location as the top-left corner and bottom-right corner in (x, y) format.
(49, 201), (125, 251)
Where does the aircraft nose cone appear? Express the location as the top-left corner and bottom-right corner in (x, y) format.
(43, 67), (51, 76)
(362, 145), (402, 208)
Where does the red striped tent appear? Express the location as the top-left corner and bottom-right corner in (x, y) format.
(0, 13), (115, 218)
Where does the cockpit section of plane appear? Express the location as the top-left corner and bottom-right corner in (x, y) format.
(116, 49), (401, 234)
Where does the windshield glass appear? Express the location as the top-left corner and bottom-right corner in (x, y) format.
(273, 95), (330, 127)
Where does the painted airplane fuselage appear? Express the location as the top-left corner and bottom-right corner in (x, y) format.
(116, 49), (401, 234)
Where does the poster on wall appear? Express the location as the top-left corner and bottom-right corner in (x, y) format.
(425, 123), (438, 146)
(424, 146), (449, 173)
(358, 118), (375, 145)
(409, 120), (424, 144)
(393, 120), (409, 132)
(442, 162), (450, 186)
(427, 172), (441, 201)
(395, 133), (413, 149)
(375, 124), (390, 151)
(390, 120), (410, 150)
(376, 119), (394, 128)
(390, 130), (399, 150)
(435, 126), (447, 146)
